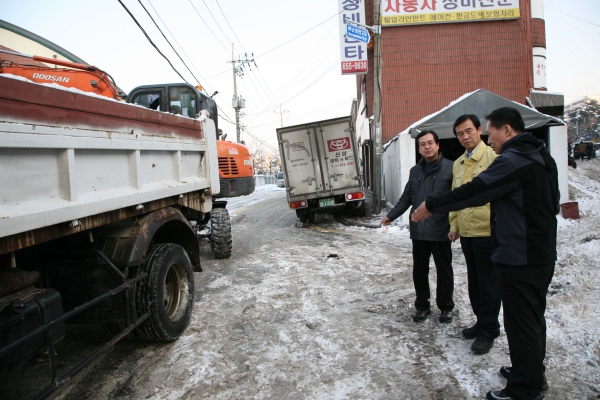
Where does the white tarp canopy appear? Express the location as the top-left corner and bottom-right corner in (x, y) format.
(408, 89), (564, 140)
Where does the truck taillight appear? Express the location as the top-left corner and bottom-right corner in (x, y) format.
(290, 201), (307, 209)
(346, 192), (364, 201)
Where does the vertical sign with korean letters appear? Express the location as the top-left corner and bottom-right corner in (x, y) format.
(381, 0), (521, 26)
(339, 0), (368, 75)
(533, 47), (547, 89)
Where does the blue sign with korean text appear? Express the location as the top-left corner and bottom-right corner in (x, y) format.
(346, 24), (370, 43)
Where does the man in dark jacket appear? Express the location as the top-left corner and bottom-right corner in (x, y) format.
(380, 130), (455, 323)
(412, 107), (559, 400)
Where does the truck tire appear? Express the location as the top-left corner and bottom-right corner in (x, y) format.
(295, 209), (314, 223)
(134, 244), (194, 342)
(210, 208), (232, 259)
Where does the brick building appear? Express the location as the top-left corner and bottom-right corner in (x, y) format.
(349, 0), (565, 207)
(356, 0), (548, 145)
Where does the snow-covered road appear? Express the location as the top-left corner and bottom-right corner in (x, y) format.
(3, 162), (599, 399)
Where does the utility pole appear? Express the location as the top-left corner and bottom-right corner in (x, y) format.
(343, 7), (383, 215)
(275, 104), (289, 127)
(228, 44), (255, 143)
(372, 0), (383, 215)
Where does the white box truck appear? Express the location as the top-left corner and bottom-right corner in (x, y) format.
(277, 116), (365, 223)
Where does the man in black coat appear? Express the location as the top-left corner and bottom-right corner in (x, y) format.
(412, 107), (559, 400)
(380, 130), (455, 323)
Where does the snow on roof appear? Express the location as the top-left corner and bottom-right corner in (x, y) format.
(383, 89), (565, 151)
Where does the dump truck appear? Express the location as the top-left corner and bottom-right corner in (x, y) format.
(277, 116), (365, 223)
(0, 74), (231, 398)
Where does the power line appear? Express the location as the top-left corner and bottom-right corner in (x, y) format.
(545, 5), (600, 28)
(200, 0), (233, 45)
(147, 0), (212, 93)
(117, 0), (189, 83)
(242, 127), (279, 152)
(276, 60), (339, 106)
(545, 8), (600, 40)
(204, 68), (231, 80)
(255, 10), (343, 59)
(546, 16), (600, 79)
(137, 0), (201, 85)
(214, 0), (247, 52)
(187, 0), (230, 54)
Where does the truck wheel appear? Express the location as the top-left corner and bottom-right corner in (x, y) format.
(296, 209), (307, 223)
(210, 208), (232, 259)
(134, 244), (194, 342)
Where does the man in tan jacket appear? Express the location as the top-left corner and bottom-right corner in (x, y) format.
(449, 114), (501, 355)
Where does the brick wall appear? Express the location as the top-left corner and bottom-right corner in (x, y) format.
(531, 18), (546, 48)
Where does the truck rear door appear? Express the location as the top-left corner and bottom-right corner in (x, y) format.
(313, 118), (360, 193)
(277, 126), (325, 199)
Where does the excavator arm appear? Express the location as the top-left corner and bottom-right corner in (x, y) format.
(0, 49), (122, 100)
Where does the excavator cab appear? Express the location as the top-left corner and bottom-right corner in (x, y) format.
(128, 83), (217, 127)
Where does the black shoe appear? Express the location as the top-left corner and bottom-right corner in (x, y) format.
(439, 310), (453, 323)
(471, 335), (494, 354)
(462, 324), (479, 339)
(486, 389), (544, 400)
(413, 308), (430, 322)
(500, 366), (549, 391)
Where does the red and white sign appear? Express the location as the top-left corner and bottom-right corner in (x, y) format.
(338, 0), (368, 75)
(327, 137), (351, 152)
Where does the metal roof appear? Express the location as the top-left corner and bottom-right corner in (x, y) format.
(408, 89), (565, 140)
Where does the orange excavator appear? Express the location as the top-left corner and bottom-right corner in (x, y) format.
(0, 49), (123, 100)
(0, 49), (255, 198)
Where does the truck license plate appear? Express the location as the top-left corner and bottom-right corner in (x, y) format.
(319, 197), (335, 207)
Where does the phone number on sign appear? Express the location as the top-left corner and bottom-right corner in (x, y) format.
(341, 61), (367, 72)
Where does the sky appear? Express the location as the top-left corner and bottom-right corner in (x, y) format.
(1, 0), (599, 153)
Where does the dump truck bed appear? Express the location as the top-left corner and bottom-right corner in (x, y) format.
(0, 75), (219, 254)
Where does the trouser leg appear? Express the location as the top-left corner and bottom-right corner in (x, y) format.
(460, 237), (480, 317)
(430, 240), (454, 312)
(412, 240), (432, 311)
(461, 236), (501, 339)
(499, 263), (554, 400)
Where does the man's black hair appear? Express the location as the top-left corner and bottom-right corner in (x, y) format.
(416, 130), (439, 144)
(452, 114), (481, 136)
(485, 107), (525, 134)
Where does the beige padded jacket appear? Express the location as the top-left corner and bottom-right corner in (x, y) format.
(449, 142), (497, 237)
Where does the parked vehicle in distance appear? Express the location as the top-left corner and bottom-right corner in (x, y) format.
(573, 141), (596, 160)
(276, 116), (365, 224)
(277, 172), (285, 187)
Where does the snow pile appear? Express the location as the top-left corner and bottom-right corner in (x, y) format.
(545, 161), (600, 385)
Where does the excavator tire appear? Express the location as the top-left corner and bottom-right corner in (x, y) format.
(210, 208), (232, 259)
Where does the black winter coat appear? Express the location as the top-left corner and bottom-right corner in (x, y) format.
(387, 154), (453, 241)
(426, 133), (559, 266)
